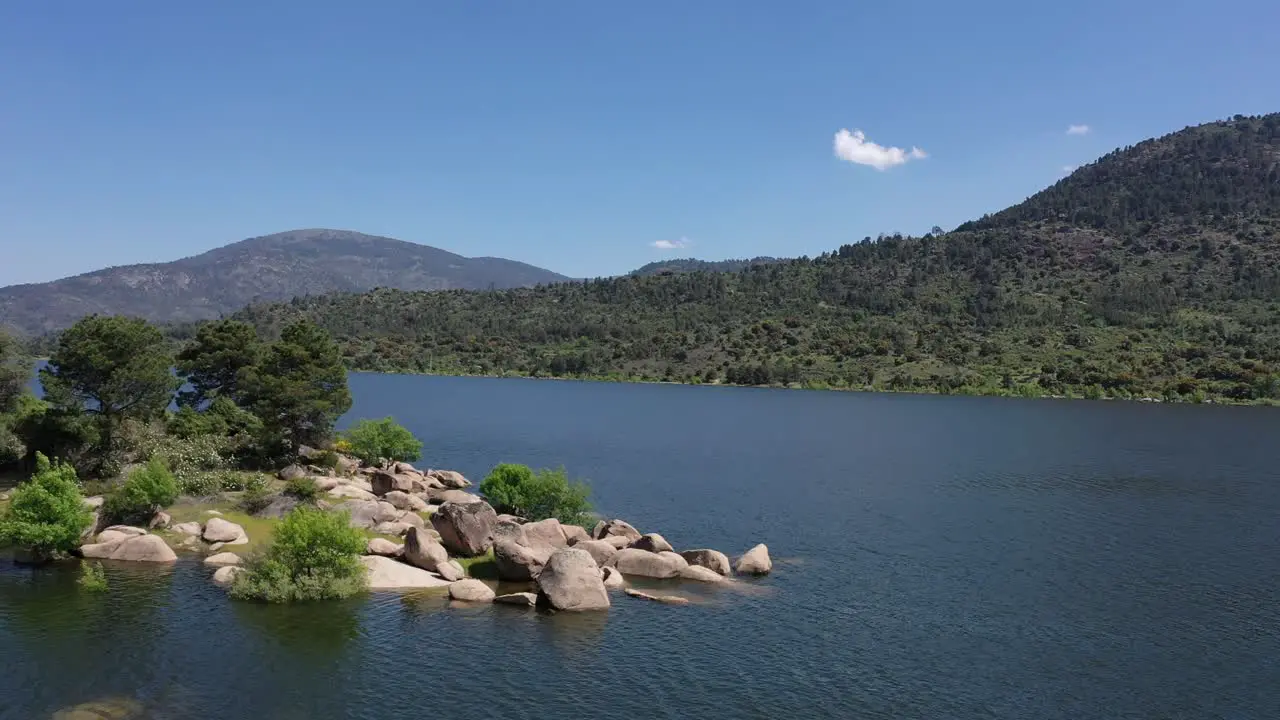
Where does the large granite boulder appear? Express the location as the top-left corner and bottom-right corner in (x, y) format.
(392, 461), (420, 475)
(604, 535), (633, 550)
(493, 537), (555, 581)
(101, 525), (148, 537)
(562, 524), (591, 545)
(680, 549), (731, 576)
(430, 500), (498, 556)
(403, 527), (450, 572)
(384, 490), (430, 513)
(202, 517), (248, 545)
(203, 552), (242, 566)
(428, 469), (471, 489)
(592, 518), (642, 542)
(536, 548), (610, 611)
(628, 533), (673, 553)
(81, 534), (177, 562)
(311, 476), (342, 492)
(601, 566), (625, 589)
(171, 521), (202, 536)
(449, 578), (496, 602)
(212, 565), (245, 587)
(428, 488), (482, 505)
(96, 529), (135, 545)
(361, 555), (451, 590)
(522, 518), (568, 548)
(371, 469), (415, 496)
(735, 543), (772, 575)
(327, 484), (377, 502)
(371, 521), (412, 537)
(366, 538), (404, 557)
(573, 539), (618, 567)
(278, 464), (307, 481)
(611, 548), (685, 578)
(337, 500), (382, 528)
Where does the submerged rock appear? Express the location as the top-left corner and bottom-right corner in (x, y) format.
(735, 543), (772, 576)
(680, 549), (731, 576)
(624, 588), (690, 605)
(360, 555), (450, 590)
(536, 548), (609, 611)
(52, 697), (143, 720)
(449, 578), (496, 602)
(679, 565), (726, 583)
(493, 591), (538, 607)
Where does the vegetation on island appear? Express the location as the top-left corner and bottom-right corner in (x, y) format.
(340, 417), (423, 465)
(225, 114), (1280, 404)
(479, 463), (593, 526)
(229, 507), (369, 603)
(0, 453), (93, 561)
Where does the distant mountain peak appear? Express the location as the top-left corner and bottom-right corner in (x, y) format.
(0, 229), (569, 335)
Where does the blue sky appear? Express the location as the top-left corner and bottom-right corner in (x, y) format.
(2, 1), (1278, 285)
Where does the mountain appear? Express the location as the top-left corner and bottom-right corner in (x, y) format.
(630, 257), (781, 276)
(0, 229), (569, 335)
(229, 114), (1280, 403)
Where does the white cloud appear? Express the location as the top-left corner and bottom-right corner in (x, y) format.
(832, 129), (928, 171)
(1066, 124), (1090, 135)
(1062, 165), (1077, 174)
(651, 237), (690, 250)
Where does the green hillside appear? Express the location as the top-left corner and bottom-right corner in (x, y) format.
(232, 114), (1280, 403)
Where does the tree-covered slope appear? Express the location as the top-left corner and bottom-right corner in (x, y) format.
(224, 114), (1280, 402)
(0, 229), (569, 335)
(630, 257), (780, 276)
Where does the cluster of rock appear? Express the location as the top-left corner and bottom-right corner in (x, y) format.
(282, 459), (476, 538)
(354, 489), (772, 612)
(75, 509), (252, 580)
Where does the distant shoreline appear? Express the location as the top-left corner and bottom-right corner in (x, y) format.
(344, 366), (1280, 408)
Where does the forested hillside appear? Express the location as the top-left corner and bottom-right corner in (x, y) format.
(231, 114), (1280, 402)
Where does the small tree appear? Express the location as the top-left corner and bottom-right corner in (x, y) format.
(175, 320), (262, 408)
(0, 453), (93, 561)
(340, 417), (422, 465)
(40, 315), (178, 474)
(479, 463), (593, 525)
(103, 456), (178, 525)
(230, 507), (367, 603)
(238, 321), (351, 459)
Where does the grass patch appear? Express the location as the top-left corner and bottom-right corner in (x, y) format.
(454, 549), (498, 580)
(162, 500), (281, 554)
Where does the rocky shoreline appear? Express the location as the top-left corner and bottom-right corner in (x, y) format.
(67, 455), (772, 612)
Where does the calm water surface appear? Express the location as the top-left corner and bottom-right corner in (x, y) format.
(3, 375), (1279, 719)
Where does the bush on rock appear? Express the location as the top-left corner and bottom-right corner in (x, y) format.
(0, 453), (93, 561)
(340, 417), (422, 466)
(103, 456), (178, 525)
(229, 507), (367, 603)
(479, 463), (592, 526)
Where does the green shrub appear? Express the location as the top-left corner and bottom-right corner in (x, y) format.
(78, 561), (108, 592)
(0, 453), (94, 559)
(238, 474), (275, 514)
(340, 417), (422, 465)
(103, 456), (178, 525)
(229, 507), (367, 603)
(479, 463), (593, 525)
(312, 450), (341, 471)
(284, 475), (320, 502)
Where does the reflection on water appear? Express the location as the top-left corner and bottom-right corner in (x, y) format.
(232, 596), (362, 660)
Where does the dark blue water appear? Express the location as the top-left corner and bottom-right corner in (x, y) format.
(3, 375), (1279, 719)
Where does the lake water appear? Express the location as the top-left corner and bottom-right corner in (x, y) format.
(3, 375), (1279, 719)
